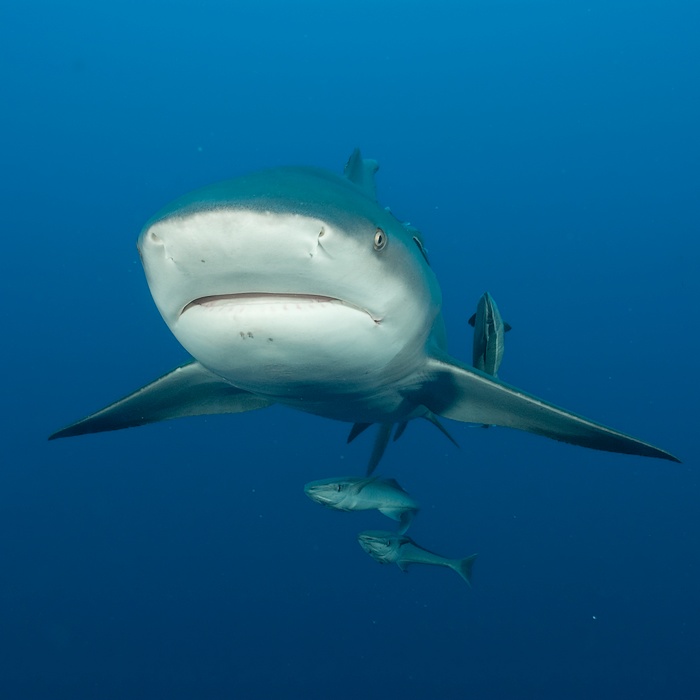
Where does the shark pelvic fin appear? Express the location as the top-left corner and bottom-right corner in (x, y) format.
(366, 423), (393, 476)
(420, 351), (680, 462)
(393, 421), (408, 442)
(49, 361), (272, 440)
(423, 411), (460, 448)
(347, 422), (372, 444)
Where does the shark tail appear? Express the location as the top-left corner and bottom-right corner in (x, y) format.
(452, 553), (478, 587)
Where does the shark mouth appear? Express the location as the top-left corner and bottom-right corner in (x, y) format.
(181, 293), (381, 323)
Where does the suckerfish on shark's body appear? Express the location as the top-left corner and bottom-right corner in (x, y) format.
(49, 149), (679, 469)
(468, 291), (511, 377)
(358, 530), (477, 587)
(304, 476), (419, 533)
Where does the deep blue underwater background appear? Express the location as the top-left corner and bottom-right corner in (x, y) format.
(2, 1), (698, 698)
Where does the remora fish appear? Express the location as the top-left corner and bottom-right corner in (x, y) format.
(358, 530), (477, 587)
(468, 291), (511, 377)
(49, 150), (679, 467)
(304, 476), (419, 533)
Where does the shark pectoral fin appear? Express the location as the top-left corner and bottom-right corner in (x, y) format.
(467, 313), (476, 328)
(377, 506), (401, 522)
(420, 353), (680, 462)
(504, 322), (512, 332)
(377, 506), (417, 532)
(396, 509), (418, 535)
(49, 361), (273, 440)
(396, 560), (412, 573)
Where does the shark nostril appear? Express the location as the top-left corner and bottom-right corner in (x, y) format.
(315, 226), (333, 258)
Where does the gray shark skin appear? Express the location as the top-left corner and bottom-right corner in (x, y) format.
(304, 476), (419, 533)
(468, 291), (511, 377)
(49, 150), (679, 465)
(358, 530), (477, 587)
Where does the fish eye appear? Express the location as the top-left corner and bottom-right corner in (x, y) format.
(373, 228), (387, 251)
(412, 236), (430, 265)
(336, 484), (343, 492)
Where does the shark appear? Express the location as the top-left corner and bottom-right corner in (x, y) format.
(49, 149), (679, 467)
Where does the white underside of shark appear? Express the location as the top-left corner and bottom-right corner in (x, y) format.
(50, 150), (679, 466)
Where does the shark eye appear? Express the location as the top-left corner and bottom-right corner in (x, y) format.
(336, 484), (343, 492)
(373, 228), (387, 251)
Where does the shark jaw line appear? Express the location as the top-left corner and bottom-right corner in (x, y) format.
(181, 292), (382, 324)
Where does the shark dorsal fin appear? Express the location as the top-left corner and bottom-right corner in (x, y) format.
(344, 148), (379, 200)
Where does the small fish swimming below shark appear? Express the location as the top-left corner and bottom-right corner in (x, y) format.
(304, 476), (419, 533)
(468, 291), (511, 378)
(358, 530), (477, 587)
(49, 149), (679, 469)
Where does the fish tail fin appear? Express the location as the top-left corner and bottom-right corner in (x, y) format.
(453, 553), (478, 587)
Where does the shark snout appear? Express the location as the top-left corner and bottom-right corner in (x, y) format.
(137, 226), (164, 257)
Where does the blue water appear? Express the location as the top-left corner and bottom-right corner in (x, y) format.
(2, 1), (698, 697)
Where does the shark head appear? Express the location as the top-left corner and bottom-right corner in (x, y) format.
(137, 161), (443, 403)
